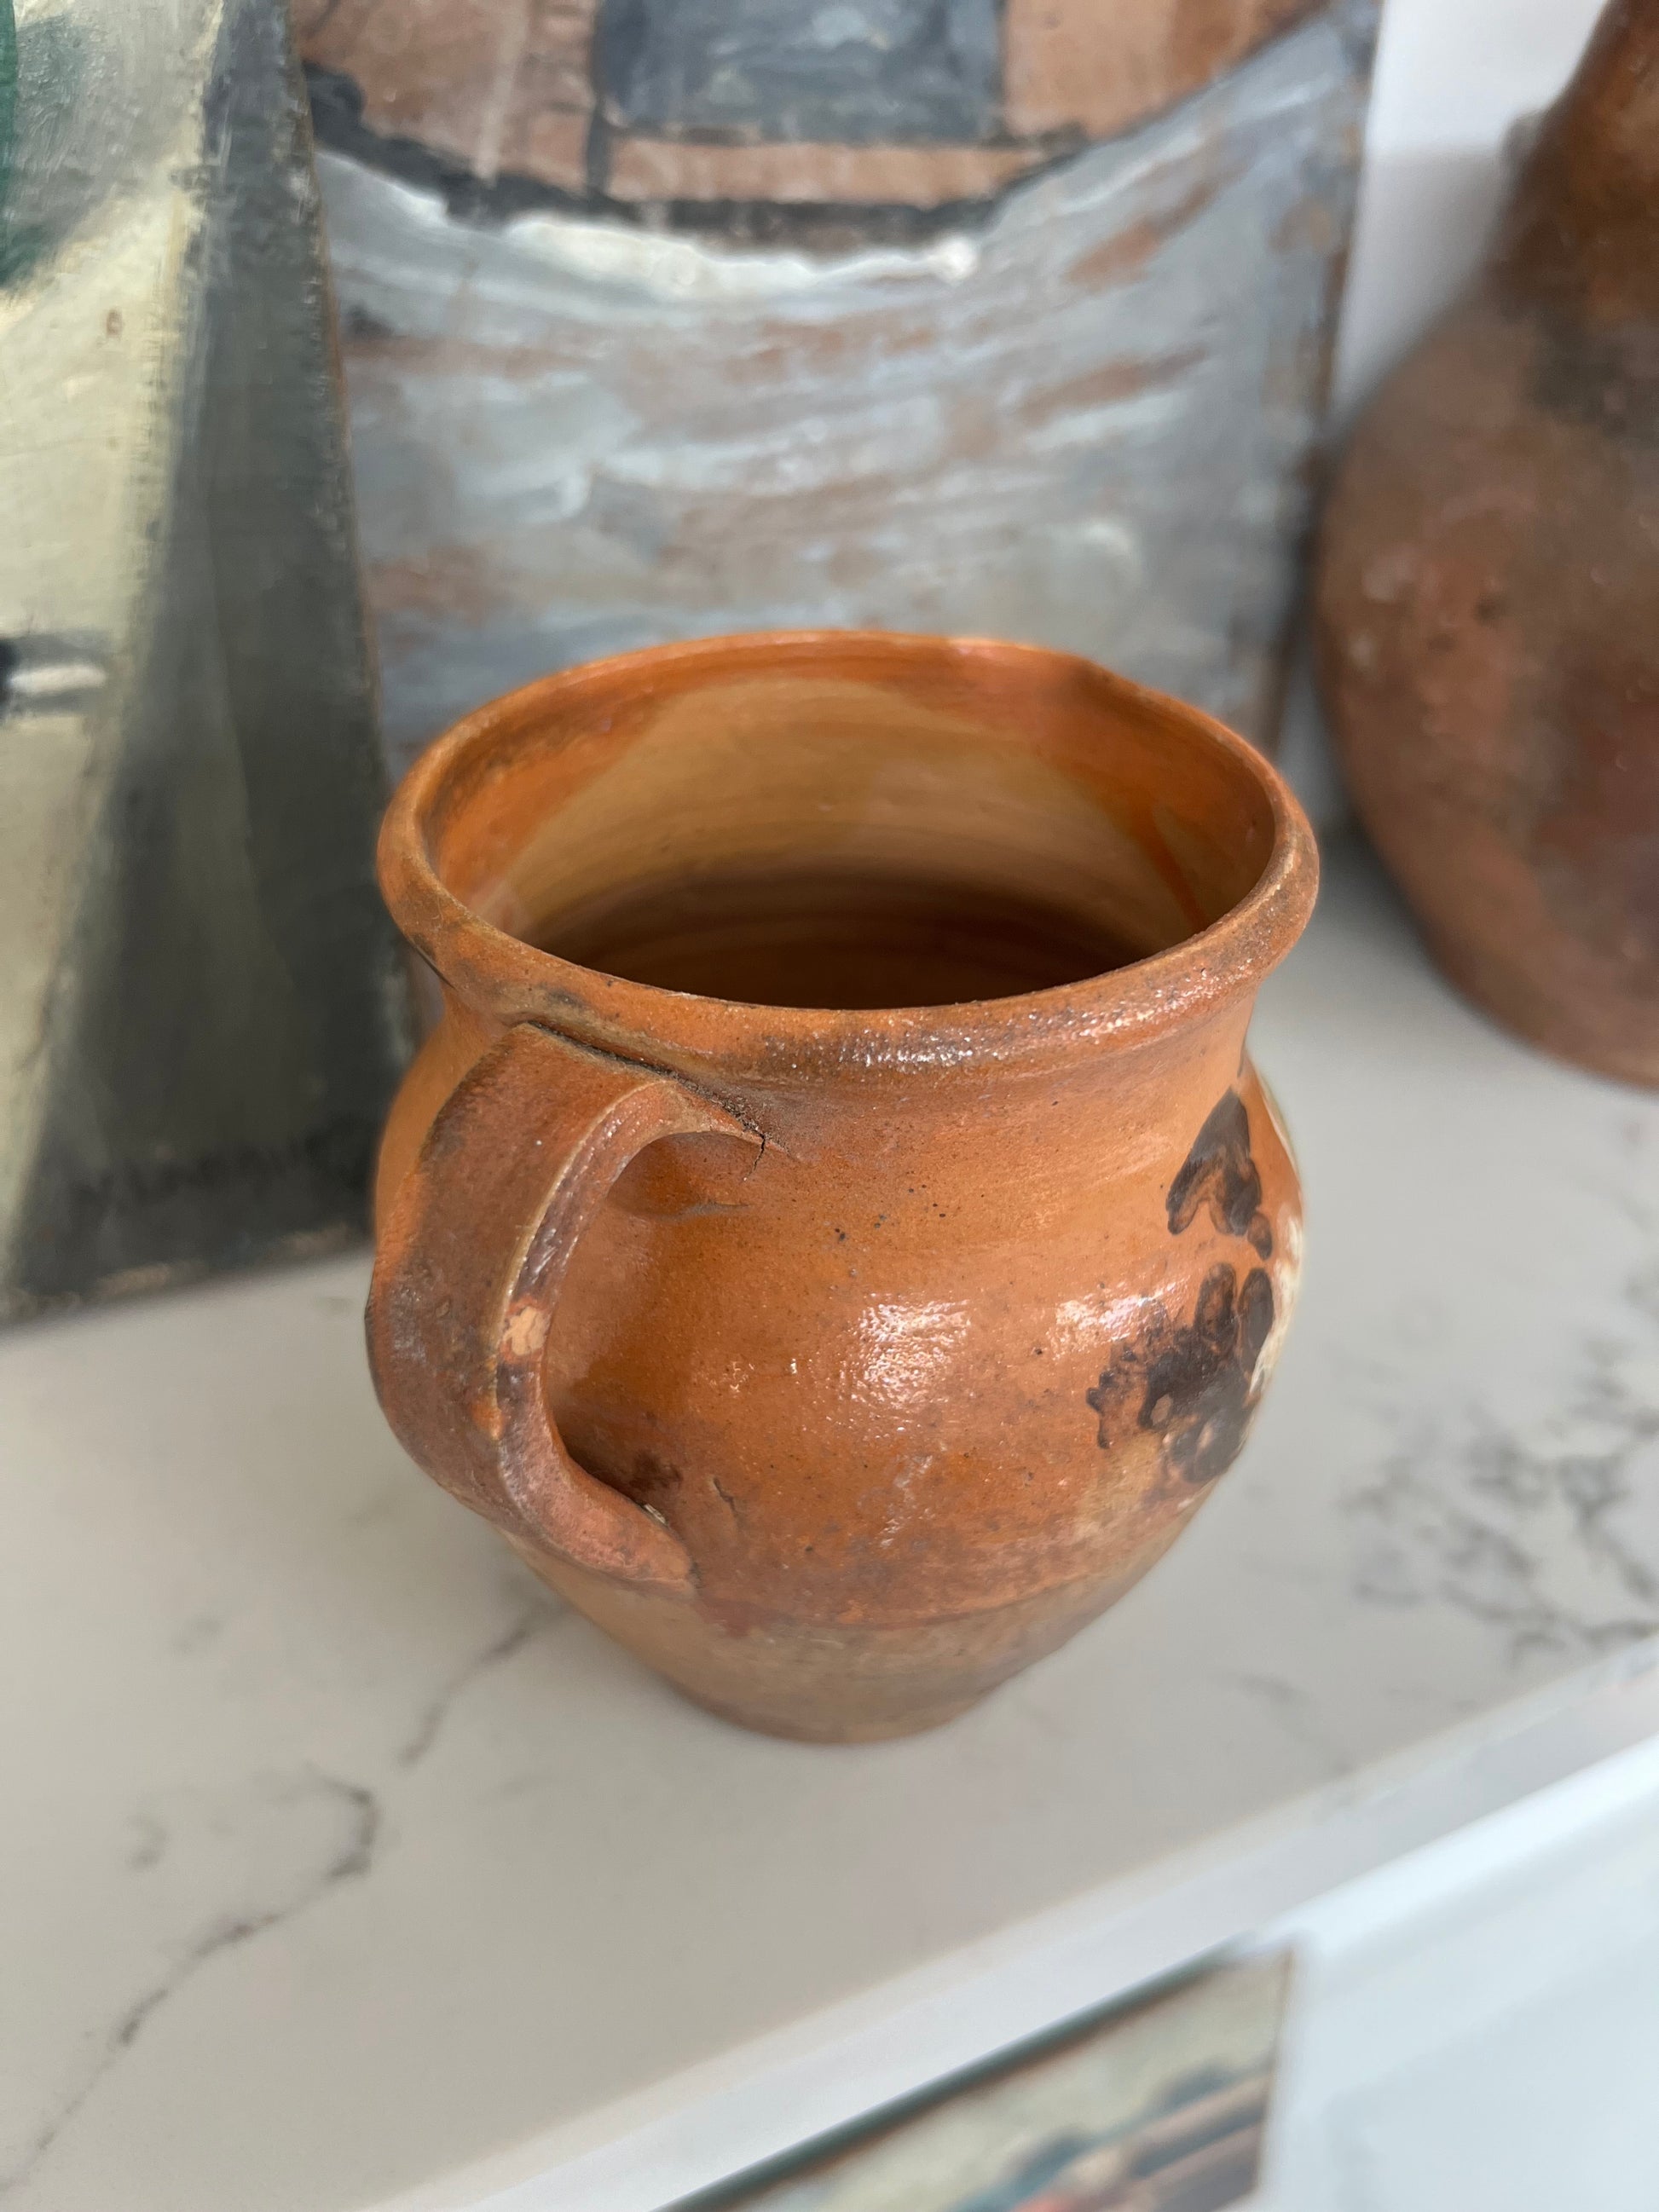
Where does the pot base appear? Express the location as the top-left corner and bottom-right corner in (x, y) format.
(1425, 924), (1659, 1092)
(676, 1684), (986, 1745)
(513, 1533), (1159, 1744)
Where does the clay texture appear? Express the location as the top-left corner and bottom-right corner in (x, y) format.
(367, 633), (1315, 1739)
(1316, 0), (1659, 1085)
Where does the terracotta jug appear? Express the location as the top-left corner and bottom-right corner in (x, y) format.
(1316, 0), (1659, 1085)
(368, 633), (1316, 1740)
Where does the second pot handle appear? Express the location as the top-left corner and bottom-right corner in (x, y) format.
(367, 1023), (760, 1596)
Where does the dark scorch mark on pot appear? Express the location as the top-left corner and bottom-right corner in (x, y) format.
(1167, 1090), (1273, 1258)
(1087, 1262), (1275, 1486)
(1139, 1262), (1275, 1484)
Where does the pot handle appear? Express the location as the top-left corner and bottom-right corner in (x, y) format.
(367, 1022), (760, 1595)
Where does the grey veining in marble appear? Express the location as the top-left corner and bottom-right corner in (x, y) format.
(3, 840), (1657, 2212)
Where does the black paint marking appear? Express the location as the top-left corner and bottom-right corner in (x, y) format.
(1166, 1090), (1273, 1259)
(1087, 1262), (1275, 1487)
(305, 64), (1022, 248)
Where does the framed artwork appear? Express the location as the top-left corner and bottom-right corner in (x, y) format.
(0, 0), (408, 1319)
(298, 0), (1379, 780)
(686, 1953), (1290, 2212)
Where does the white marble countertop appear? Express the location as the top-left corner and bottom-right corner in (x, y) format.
(6, 837), (1659, 2212)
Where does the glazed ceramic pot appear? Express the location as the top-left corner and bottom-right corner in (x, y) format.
(369, 633), (1317, 1741)
(1316, 0), (1659, 1085)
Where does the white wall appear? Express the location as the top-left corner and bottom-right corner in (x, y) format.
(1256, 1730), (1659, 2211)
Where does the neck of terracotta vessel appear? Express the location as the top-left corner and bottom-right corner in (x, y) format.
(1494, 0), (1659, 321)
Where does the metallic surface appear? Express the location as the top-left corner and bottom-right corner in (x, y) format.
(299, 0), (1376, 780)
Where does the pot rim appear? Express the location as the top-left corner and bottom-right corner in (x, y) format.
(379, 630), (1320, 1081)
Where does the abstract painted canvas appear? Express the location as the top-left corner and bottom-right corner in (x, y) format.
(298, 0), (1378, 781)
(685, 1953), (1290, 2211)
(0, 0), (409, 1319)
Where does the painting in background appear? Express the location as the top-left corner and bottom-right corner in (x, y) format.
(686, 1952), (1290, 2210)
(297, 0), (1379, 781)
(0, 0), (409, 1321)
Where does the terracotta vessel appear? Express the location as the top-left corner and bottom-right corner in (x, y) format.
(1316, 0), (1659, 1085)
(368, 633), (1316, 1741)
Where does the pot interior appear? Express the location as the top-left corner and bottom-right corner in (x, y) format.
(422, 640), (1279, 1012)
